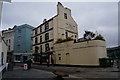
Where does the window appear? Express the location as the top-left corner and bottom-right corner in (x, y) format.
(40, 27), (42, 33)
(0, 35), (2, 42)
(35, 37), (38, 44)
(8, 45), (10, 51)
(40, 36), (42, 43)
(45, 43), (50, 51)
(15, 55), (20, 61)
(45, 23), (49, 31)
(40, 45), (42, 52)
(17, 44), (20, 51)
(35, 46), (39, 53)
(18, 36), (21, 41)
(1, 52), (4, 65)
(6, 40), (8, 45)
(18, 29), (21, 33)
(9, 39), (11, 43)
(75, 35), (76, 38)
(35, 29), (38, 35)
(45, 33), (49, 41)
(66, 32), (68, 38)
(59, 57), (61, 60)
(64, 13), (67, 19)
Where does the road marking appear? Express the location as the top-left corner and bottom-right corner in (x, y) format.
(32, 68), (88, 80)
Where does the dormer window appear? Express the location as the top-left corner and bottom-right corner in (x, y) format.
(64, 13), (67, 19)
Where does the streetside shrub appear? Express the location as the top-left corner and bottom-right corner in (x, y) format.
(94, 34), (105, 41)
(56, 37), (73, 43)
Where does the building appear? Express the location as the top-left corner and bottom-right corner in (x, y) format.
(107, 46), (120, 59)
(0, 32), (8, 78)
(13, 24), (34, 62)
(54, 40), (106, 66)
(107, 46), (120, 67)
(2, 28), (14, 63)
(32, 2), (78, 63)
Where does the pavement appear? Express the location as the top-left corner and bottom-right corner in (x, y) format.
(2, 63), (120, 80)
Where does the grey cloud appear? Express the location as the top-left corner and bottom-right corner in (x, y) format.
(2, 2), (118, 47)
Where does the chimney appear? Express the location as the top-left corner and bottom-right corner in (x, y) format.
(43, 19), (47, 23)
(58, 2), (62, 6)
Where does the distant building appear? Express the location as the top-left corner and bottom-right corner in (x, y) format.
(32, 2), (78, 63)
(107, 46), (120, 59)
(2, 28), (14, 62)
(13, 24), (34, 62)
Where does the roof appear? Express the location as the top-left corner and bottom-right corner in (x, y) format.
(107, 46), (120, 50)
(13, 24), (34, 30)
(33, 15), (58, 31)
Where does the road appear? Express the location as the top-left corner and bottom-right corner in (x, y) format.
(2, 63), (120, 80)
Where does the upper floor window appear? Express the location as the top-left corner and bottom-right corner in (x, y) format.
(18, 29), (21, 33)
(35, 46), (39, 53)
(66, 32), (68, 38)
(35, 37), (38, 44)
(45, 23), (49, 31)
(75, 35), (77, 38)
(64, 13), (67, 19)
(18, 36), (21, 41)
(40, 27), (42, 33)
(9, 39), (11, 43)
(40, 36), (42, 43)
(6, 40), (8, 45)
(17, 44), (20, 51)
(35, 29), (38, 35)
(0, 36), (1, 42)
(8, 45), (10, 51)
(45, 33), (49, 41)
(1, 52), (4, 65)
(40, 45), (42, 52)
(45, 43), (50, 51)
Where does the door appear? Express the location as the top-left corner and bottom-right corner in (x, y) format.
(66, 53), (70, 64)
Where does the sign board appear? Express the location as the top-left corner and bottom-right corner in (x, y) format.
(24, 64), (28, 70)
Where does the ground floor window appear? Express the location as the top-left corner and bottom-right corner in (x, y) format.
(15, 55), (21, 61)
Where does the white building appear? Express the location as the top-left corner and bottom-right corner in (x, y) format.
(0, 33), (8, 79)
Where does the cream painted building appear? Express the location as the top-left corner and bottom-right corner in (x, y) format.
(2, 28), (14, 53)
(32, 2), (107, 66)
(32, 2), (78, 62)
(54, 40), (107, 66)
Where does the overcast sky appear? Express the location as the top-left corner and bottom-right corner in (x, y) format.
(2, 2), (118, 48)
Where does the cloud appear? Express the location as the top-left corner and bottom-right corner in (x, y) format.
(2, 2), (118, 47)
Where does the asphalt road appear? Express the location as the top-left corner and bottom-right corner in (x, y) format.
(2, 63), (120, 80)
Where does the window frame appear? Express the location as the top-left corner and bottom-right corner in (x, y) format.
(45, 43), (50, 51)
(64, 13), (67, 19)
(45, 33), (49, 41)
(45, 23), (49, 31)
